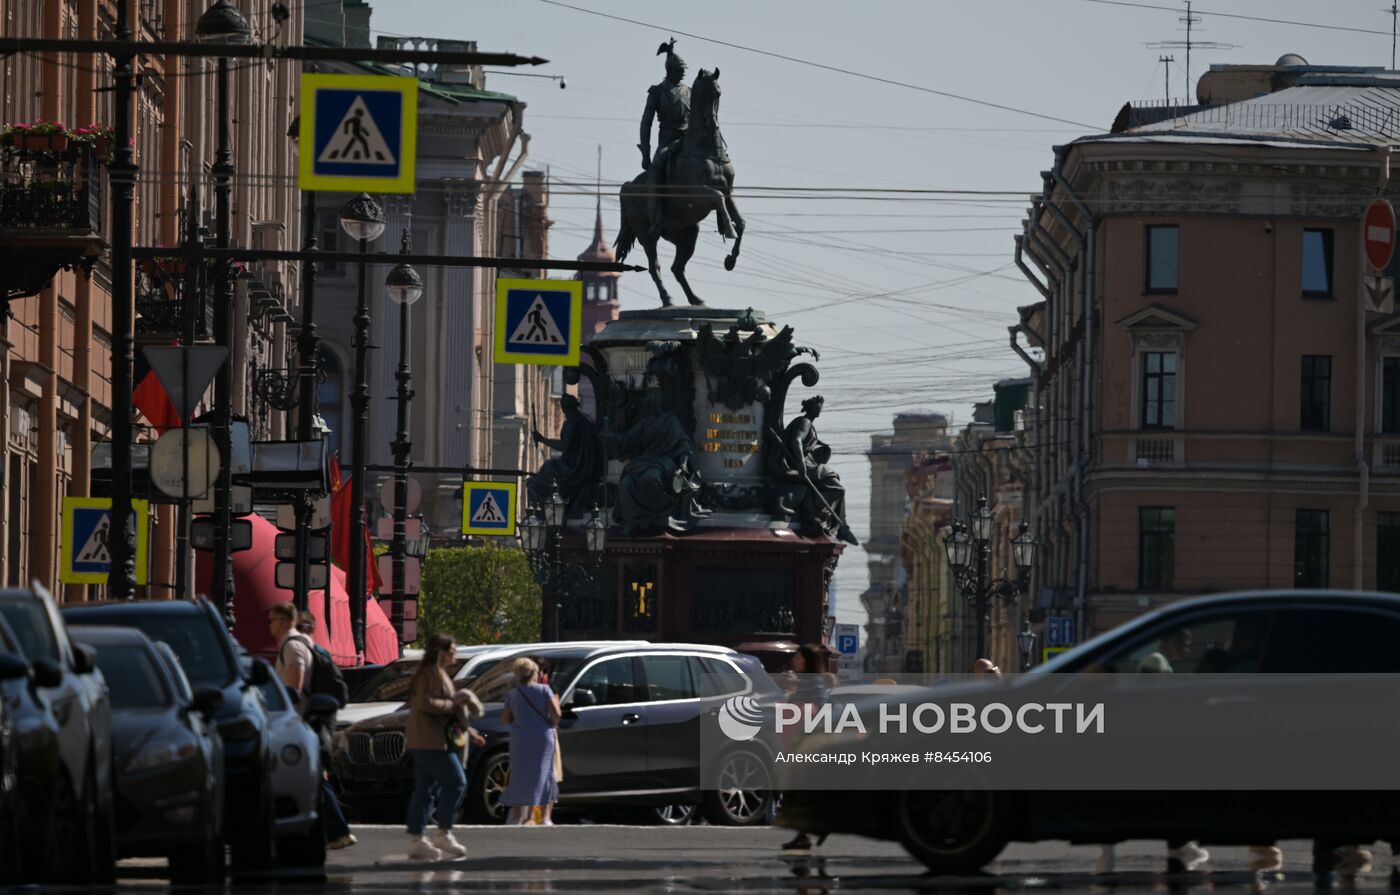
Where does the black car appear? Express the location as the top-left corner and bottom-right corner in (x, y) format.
(0, 614), (65, 884)
(332, 643), (782, 826)
(779, 590), (1400, 873)
(71, 626), (227, 884)
(64, 598), (279, 872)
(0, 586), (117, 884)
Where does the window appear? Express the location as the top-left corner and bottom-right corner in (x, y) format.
(641, 655), (696, 701)
(1380, 513), (1400, 592)
(318, 214), (341, 273)
(572, 657), (640, 706)
(1383, 358), (1400, 434)
(1104, 611), (1271, 674)
(1137, 507), (1175, 590)
(1141, 352), (1177, 429)
(1301, 228), (1334, 296)
(1294, 510), (1330, 589)
(0, 600), (58, 662)
(1146, 225), (1179, 292)
(1300, 355), (1332, 432)
(1267, 609), (1400, 673)
(92, 645), (171, 709)
(693, 656), (749, 697)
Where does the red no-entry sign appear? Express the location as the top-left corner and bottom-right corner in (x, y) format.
(1364, 198), (1397, 271)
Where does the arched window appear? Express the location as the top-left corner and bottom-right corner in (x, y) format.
(317, 347), (344, 458)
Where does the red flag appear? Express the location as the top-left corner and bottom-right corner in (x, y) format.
(329, 457), (383, 596)
(132, 344), (181, 433)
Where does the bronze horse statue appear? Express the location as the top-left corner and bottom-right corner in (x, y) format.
(615, 69), (745, 307)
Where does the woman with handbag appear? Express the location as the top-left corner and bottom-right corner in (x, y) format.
(500, 657), (561, 825)
(404, 634), (483, 860)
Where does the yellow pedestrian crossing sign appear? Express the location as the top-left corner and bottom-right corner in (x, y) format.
(494, 278), (583, 366)
(299, 73), (418, 193)
(61, 497), (150, 585)
(462, 481), (517, 537)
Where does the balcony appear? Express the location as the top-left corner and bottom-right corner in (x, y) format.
(0, 143), (106, 298)
(135, 262), (213, 340)
(1133, 434), (1184, 466)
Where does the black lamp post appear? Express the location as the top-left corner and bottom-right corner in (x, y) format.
(196, 0), (250, 625)
(521, 490), (607, 641)
(338, 193), (384, 656)
(385, 230), (423, 644)
(1017, 619), (1038, 672)
(944, 496), (1038, 662)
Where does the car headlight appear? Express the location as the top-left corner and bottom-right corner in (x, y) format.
(219, 717), (259, 741)
(126, 741), (199, 773)
(280, 744), (303, 766)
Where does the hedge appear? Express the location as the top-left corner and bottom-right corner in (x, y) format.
(415, 543), (541, 647)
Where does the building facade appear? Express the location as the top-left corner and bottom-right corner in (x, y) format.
(1014, 61), (1400, 649)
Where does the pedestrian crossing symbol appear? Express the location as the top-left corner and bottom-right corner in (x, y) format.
(462, 481), (517, 537)
(299, 73), (417, 193)
(61, 497), (150, 585)
(494, 278), (582, 366)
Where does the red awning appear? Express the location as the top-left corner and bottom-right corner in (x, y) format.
(197, 513), (400, 666)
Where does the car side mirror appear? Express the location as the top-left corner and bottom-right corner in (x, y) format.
(567, 688), (597, 711)
(247, 661), (272, 686)
(0, 652), (28, 682)
(31, 657), (64, 689)
(190, 687), (224, 719)
(303, 693), (340, 724)
(71, 642), (97, 675)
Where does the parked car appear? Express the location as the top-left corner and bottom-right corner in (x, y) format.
(63, 598), (279, 872)
(244, 656), (333, 870)
(0, 586), (117, 884)
(0, 614), (65, 884)
(778, 590), (1400, 873)
(331, 642), (780, 826)
(70, 626), (227, 884)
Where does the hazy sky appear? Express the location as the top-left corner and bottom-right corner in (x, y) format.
(373, 0), (1391, 625)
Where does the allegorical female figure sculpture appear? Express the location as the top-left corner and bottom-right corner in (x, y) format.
(779, 395), (856, 544)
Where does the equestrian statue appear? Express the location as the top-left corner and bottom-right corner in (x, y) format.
(615, 39), (745, 307)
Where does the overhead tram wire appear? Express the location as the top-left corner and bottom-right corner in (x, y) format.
(1078, 0), (1391, 36)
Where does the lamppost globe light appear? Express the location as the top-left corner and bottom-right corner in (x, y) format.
(1011, 520), (1038, 574)
(970, 495), (995, 544)
(338, 193), (386, 242)
(545, 486), (568, 528)
(195, 0), (252, 44)
(385, 262), (424, 305)
(521, 510), (545, 554)
(1017, 619), (1037, 668)
(944, 521), (971, 572)
(584, 503), (607, 556)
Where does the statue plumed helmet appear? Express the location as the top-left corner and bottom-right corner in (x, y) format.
(801, 395), (825, 415)
(657, 37), (686, 76)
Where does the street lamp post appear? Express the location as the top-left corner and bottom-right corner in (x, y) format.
(944, 496), (1038, 663)
(196, 0), (251, 625)
(521, 491), (607, 642)
(338, 194), (385, 657)
(1017, 619), (1038, 672)
(385, 231), (423, 643)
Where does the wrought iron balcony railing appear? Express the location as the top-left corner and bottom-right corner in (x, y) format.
(134, 266), (213, 339)
(0, 144), (107, 298)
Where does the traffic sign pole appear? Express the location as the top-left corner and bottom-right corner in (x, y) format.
(1359, 161), (1393, 591)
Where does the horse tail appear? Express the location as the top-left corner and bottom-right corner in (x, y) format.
(614, 196), (637, 262)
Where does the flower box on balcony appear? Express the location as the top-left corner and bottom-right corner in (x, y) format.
(17, 133), (69, 153)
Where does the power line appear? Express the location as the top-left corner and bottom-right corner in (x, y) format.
(1080, 0), (1391, 36)
(533, 0), (1101, 130)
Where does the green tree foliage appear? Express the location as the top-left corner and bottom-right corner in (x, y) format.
(416, 543), (541, 647)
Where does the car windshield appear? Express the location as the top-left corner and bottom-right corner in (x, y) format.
(0, 600), (58, 662)
(458, 652), (587, 703)
(114, 613), (236, 687)
(351, 658), (464, 704)
(93, 644), (171, 709)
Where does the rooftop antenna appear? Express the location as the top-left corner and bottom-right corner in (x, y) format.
(596, 143), (602, 219)
(1388, 2), (1399, 69)
(1145, 0), (1238, 101)
(1159, 54), (1174, 103)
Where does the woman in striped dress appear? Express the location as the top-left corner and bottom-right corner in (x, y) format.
(500, 657), (560, 824)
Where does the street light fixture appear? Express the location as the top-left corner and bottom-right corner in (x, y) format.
(521, 492), (608, 642)
(1011, 520), (1038, 575)
(338, 192), (384, 657)
(944, 496), (1039, 664)
(1017, 619), (1038, 672)
(584, 504), (607, 557)
(521, 509), (546, 554)
(545, 485), (567, 528)
(970, 496), (995, 544)
(943, 521), (971, 572)
(195, 0), (251, 44)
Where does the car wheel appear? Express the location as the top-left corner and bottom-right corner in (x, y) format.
(469, 750), (510, 824)
(230, 775), (278, 874)
(896, 789), (1010, 874)
(43, 773), (95, 884)
(701, 750), (773, 827)
(646, 803), (697, 826)
(278, 813), (327, 870)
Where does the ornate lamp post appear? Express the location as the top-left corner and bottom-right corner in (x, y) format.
(196, 0), (250, 624)
(338, 193), (384, 656)
(385, 231), (423, 643)
(521, 490), (607, 642)
(944, 497), (1038, 662)
(1017, 619), (1038, 672)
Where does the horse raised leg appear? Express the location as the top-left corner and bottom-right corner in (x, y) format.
(722, 191), (745, 271)
(670, 225), (704, 306)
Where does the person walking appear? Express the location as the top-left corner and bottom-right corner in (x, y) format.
(782, 643), (833, 851)
(405, 634), (483, 860)
(292, 611), (356, 851)
(500, 657), (560, 825)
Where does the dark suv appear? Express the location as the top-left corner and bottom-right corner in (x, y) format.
(333, 642), (782, 826)
(0, 586), (117, 884)
(0, 614), (66, 884)
(64, 598), (278, 872)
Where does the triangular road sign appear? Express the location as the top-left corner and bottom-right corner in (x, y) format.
(506, 295), (566, 346)
(75, 515), (111, 564)
(142, 346), (229, 419)
(318, 96), (396, 165)
(470, 491), (506, 524)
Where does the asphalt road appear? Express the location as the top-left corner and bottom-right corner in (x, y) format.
(105, 827), (1400, 894)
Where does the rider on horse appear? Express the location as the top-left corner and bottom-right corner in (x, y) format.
(639, 39), (691, 240)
